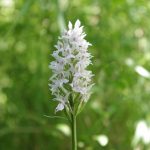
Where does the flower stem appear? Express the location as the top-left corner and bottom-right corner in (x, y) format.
(71, 114), (77, 150)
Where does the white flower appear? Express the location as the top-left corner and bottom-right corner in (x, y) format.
(55, 103), (64, 112)
(49, 19), (93, 112)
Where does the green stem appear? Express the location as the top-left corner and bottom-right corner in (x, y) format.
(71, 114), (77, 150)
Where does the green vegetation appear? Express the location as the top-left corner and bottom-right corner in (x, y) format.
(0, 0), (150, 149)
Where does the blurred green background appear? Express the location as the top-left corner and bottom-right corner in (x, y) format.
(0, 0), (150, 149)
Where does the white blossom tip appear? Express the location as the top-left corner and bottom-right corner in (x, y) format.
(75, 19), (81, 28)
(68, 21), (72, 30)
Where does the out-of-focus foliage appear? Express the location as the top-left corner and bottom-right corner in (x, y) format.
(0, 0), (150, 149)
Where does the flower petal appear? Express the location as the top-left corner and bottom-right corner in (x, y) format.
(75, 19), (81, 28)
(68, 21), (72, 30)
(55, 103), (64, 112)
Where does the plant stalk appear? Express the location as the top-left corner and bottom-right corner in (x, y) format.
(71, 114), (77, 150)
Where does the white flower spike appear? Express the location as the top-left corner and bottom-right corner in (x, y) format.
(49, 19), (93, 113)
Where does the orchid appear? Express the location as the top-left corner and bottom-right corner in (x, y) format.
(49, 20), (93, 112)
(49, 19), (93, 150)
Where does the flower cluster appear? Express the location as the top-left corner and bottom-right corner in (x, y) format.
(49, 20), (93, 112)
